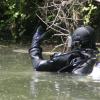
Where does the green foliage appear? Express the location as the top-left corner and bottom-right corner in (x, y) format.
(82, 2), (97, 25)
(47, 15), (55, 21)
(0, 0), (41, 42)
(81, 1), (100, 42)
(0, 0), (100, 42)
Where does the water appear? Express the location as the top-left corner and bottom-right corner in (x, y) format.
(0, 45), (100, 100)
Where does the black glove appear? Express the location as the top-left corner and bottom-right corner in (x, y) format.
(35, 25), (47, 41)
(31, 23), (47, 48)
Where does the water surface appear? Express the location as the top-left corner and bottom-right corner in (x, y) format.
(0, 45), (100, 100)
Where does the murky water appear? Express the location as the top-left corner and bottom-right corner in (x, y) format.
(0, 45), (100, 100)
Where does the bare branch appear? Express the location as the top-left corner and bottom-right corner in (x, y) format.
(36, 0), (88, 52)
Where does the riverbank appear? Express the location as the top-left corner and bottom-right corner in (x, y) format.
(0, 42), (100, 55)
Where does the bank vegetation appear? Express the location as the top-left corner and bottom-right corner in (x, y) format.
(0, 0), (100, 46)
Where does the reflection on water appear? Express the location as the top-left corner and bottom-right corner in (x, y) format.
(0, 45), (100, 100)
(31, 72), (100, 100)
(0, 45), (33, 100)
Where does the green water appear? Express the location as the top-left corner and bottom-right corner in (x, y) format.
(0, 45), (100, 100)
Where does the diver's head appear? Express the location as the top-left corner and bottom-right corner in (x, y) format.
(71, 26), (96, 50)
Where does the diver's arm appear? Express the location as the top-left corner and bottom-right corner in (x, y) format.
(29, 24), (67, 72)
(29, 47), (68, 71)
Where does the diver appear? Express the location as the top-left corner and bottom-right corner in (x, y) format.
(29, 22), (99, 75)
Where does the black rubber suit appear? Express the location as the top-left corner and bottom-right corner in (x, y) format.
(29, 25), (98, 75)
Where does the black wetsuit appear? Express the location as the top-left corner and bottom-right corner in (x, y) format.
(29, 25), (98, 75)
(29, 45), (97, 75)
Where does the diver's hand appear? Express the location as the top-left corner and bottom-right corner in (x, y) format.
(35, 25), (47, 39)
(33, 24), (47, 43)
